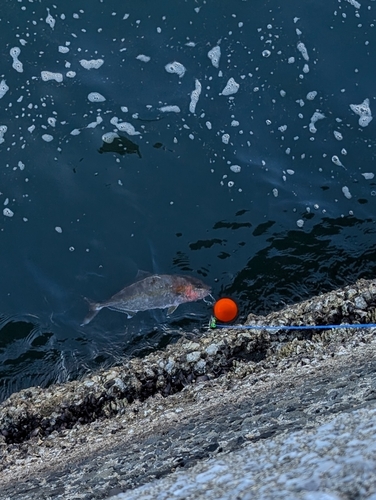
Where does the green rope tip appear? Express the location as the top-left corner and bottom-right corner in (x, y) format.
(209, 316), (217, 329)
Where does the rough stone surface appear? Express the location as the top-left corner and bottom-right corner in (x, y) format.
(0, 278), (376, 499)
(110, 403), (376, 500)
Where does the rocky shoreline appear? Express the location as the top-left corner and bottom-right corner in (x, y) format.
(1, 278), (376, 499)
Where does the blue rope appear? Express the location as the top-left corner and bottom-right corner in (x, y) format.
(214, 323), (376, 331)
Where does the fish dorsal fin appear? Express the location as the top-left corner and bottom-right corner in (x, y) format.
(134, 269), (152, 282)
(167, 305), (178, 316)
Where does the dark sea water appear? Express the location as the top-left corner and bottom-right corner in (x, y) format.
(1, 0), (376, 401)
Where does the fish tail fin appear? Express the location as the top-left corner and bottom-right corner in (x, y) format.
(81, 298), (103, 326)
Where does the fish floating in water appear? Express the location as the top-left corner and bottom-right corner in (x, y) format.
(81, 273), (211, 325)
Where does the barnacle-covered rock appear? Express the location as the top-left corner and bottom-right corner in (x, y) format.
(1, 278), (376, 448)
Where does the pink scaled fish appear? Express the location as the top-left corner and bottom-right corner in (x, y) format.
(82, 273), (211, 325)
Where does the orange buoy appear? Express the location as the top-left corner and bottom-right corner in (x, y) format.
(213, 297), (238, 323)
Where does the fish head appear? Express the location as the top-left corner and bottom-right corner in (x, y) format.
(174, 276), (211, 303)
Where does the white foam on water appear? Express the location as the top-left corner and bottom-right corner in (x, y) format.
(309, 111), (325, 133)
(159, 105), (181, 113)
(332, 155), (345, 168)
(346, 0), (361, 8)
(111, 117), (140, 135)
(297, 42), (309, 61)
(221, 77), (239, 96)
(86, 116), (103, 129)
(18, 161), (25, 171)
(55, 226), (62, 233)
(334, 131), (343, 140)
(9, 47), (21, 58)
(1, 1), (370, 229)
(45, 8), (56, 29)
(47, 117), (56, 127)
(189, 79), (202, 114)
(358, 115), (372, 127)
(342, 186), (352, 199)
(136, 54), (151, 62)
(207, 46), (221, 68)
(3, 208), (14, 217)
(0, 125), (7, 144)
(0, 80), (9, 99)
(350, 98), (372, 127)
(222, 133), (230, 144)
(41, 71), (63, 83)
(306, 91), (317, 100)
(116, 122), (140, 135)
(79, 59), (104, 70)
(165, 61), (186, 78)
(310, 111), (325, 122)
(42, 134), (53, 142)
(10, 47), (23, 73)
(102, 132), (119, 143)
(230, 165), (241, 173)
(362, 172), (374, 179)
(296, 219), (304, 228)
(88, 92), (106, 102)
(12, 61), (23, 73)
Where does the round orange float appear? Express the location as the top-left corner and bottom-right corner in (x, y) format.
(213, 297), (238, 323)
